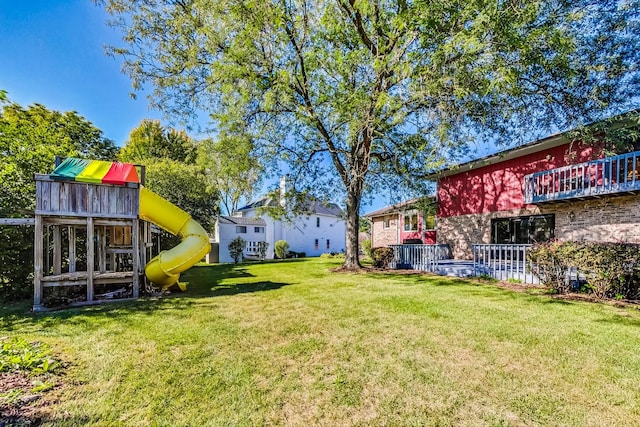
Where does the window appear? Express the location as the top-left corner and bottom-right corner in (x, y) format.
(236, 226), (247, 233)
(326, 239), (330, 250)
(424, 214), (436, 230)
(403, 214), (418, 231)
(491, 214), (555, 244)
(316, 217), (320, 227)
(314, 239), (319, 250)
(245, 241), (258, 254)
(383, 217), (390, 229)
(254, 226), (264, 233)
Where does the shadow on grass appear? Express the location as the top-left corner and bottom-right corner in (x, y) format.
(0, 262), (295, 331)
(596, 314), (640, 327)
(208, 281), (289, 296)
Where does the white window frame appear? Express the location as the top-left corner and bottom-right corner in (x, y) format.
(403, 213), (418, 232)
(383, 217), (391, 229)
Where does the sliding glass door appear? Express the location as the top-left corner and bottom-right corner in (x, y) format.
(491, 214), (555, 244)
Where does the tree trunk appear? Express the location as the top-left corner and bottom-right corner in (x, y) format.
(342, 184), (362, 269)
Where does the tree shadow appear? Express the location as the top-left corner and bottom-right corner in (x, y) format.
(208, 281), (290, 296)
(596, 314), (640, 327)
(0, 263), (295, 331)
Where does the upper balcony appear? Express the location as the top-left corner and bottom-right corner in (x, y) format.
(524, 150), (640, 204)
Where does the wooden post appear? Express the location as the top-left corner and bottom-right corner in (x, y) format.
(33, 215), (44, 311)
(109, 226), (116, 271)
(98, 225), (106, 273)
(132, 219), (140, 298)
(44, 225), (50, 276)
(53, 225), (62, 275)
(86, 216), (94, 302)
(68, 226), (76, 273)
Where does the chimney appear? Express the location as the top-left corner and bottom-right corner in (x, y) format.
(279, 175), (288, 207)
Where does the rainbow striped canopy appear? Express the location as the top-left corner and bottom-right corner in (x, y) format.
(50, 158), (140, 186)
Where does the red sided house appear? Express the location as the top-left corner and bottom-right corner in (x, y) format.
(430, 126), (640, 260)
(364, 198), (437, 247)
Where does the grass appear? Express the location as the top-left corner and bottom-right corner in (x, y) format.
(2, 257), (640, 425)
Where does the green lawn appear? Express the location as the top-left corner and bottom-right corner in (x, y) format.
(3, 257), (640, 426)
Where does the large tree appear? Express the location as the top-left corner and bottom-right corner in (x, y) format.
(196, 133), (263, 215)
(118, 119), (219, 231)
(0, 96), (118, 301)
(118, 118), (196, 164)
(1, 99), (118, 216)
(100, 0), (640, 268)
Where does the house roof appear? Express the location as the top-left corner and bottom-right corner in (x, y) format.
(237, 196), (277, 211)
(425, 132), (568, 180)
(426, 110), (640, 180)
(363, 197), (434, 218)
(237, 196), (344, 218)
(218, 216), (266, 226)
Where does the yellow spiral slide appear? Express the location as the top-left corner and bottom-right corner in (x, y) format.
(49, 159), (210, 290)
(139, 187), (211, 289)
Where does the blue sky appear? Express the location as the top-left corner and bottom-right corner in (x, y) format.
(0, 1), (393, 212)
(0, 1), (163, 146)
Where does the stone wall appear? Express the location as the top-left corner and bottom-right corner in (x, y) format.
(550, 194), (640, 243)
(437, 194), (640, 259)
(371, 215), (399, 247)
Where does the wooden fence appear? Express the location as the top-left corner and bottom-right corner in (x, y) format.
(472, 244), (539, 284)
(389, 244), (450, 272)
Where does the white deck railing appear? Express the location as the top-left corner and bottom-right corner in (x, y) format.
(389, 244), (450, 272)
(524, 150), (640, 203)
(472, 244), (539, 284)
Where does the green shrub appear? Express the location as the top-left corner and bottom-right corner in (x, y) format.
(275, 240), (289, 259)
(528, 240), (578, 293)
(257, 241), (269, 261)
(0, 225), (34, 303)
(371, 247), (394, 269)
(0, 337), (60, 375)
(573, 242), (640, 299)
(228, 237), (246, 264)
(320, 252), (345, 259)
(529, 241), (640, 299)
(361, 239), (373, 259)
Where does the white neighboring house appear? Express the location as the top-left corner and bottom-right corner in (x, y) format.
(214, 216), (267, 263)
(212, 177), (347, 262)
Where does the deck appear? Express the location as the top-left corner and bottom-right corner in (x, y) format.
(524, 150), (640, 204)
(391, 244), (539, 284)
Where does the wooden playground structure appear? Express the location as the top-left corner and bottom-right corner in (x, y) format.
(30, 169), (158, 311)
(2, 157), (210, 311)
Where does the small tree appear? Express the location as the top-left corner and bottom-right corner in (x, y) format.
(275, 240), (289, 260)
(371, 247), (394, 269)
(361, 239), (373, 260)
(228, 236), (246, 264)
(257, 241), (269, 261)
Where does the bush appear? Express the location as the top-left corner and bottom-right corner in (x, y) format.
(257, 241), (269, 261)
(228, 237), (246, 264)
(529, 240), (640, 299)
(286, 251), (306, 258)
(573, 242), (640, 299)
(371, 247), (394, 269)
(0, 225), (34, 303)
(528, 240), (578, 293)
(320, 252), (345, 259)
(0, 337), (60, 375)
(361, 239), (373, 259)
(275, 240), (289, 259)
